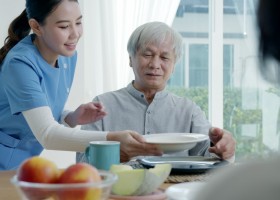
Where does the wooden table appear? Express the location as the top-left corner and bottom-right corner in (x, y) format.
(0, 170), (19, 200)
(0, 170), (173, 200)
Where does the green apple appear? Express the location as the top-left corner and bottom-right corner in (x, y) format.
(110, 164), (133, 173)
(149, 164), (172, 184)
(110, 163), (171, 196)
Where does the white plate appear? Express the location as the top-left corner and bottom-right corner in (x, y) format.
(165, 182), (206, 200)
(143, 133), (208, 153)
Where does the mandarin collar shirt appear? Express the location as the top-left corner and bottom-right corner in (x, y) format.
(77, 82), (211, 162)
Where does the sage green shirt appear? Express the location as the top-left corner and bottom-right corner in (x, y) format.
(77, 82), (211, 162)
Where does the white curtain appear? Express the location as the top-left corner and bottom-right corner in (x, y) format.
(82, 0), (180, 100)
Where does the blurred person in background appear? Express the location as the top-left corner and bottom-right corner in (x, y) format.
(194, 1), (280, 199)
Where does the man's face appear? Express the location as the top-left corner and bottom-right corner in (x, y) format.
(130, 38), (176, 92)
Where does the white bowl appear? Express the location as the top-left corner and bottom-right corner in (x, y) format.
(144, 133), (208, 153)
(166, 182), (206, 200)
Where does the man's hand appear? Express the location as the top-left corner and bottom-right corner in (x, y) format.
(208, 127), (236, 160)
(107, 131), (163, 162)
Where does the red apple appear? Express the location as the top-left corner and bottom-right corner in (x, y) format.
(17, 156), (60, 200)
(57, 168), (65, 177)
(17, 156), (59, 183)
(57, 163), (102, 200)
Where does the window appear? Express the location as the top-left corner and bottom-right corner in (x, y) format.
(170, 44), (234, 88)
(189, 44), (208, 87)
(169, 0), (277, 161)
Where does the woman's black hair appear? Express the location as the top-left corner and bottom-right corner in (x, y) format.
(0, 9), (30, 65)
(0, 0), (77, 66)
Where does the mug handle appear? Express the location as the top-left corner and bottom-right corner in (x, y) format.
(85, 146), (90, 163)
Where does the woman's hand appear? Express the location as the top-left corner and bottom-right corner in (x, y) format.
(65, 102), (107, 127)
(107, 131), (163, 162)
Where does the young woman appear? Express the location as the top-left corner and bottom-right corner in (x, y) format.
(0, 0), (161, 170)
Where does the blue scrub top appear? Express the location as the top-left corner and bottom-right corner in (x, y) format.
(0, 34), (77, 170)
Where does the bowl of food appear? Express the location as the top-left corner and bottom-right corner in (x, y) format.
(11, 157), (117, 200)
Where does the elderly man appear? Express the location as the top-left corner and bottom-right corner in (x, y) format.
(77, 21), (235, 163)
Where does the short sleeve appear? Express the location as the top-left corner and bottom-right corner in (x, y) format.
(3, 57), (48, 114)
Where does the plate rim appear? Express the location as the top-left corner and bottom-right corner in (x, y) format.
(143, 133), (208, 144)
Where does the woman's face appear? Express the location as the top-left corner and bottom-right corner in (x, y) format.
(35, 0), (83, 65)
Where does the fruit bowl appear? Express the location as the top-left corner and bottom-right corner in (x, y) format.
(11, 171), (117, 200)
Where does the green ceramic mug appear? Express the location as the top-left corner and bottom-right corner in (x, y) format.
(85, 141), (120, 170)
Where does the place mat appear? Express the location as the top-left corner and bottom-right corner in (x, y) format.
(165, 173), (210, 183)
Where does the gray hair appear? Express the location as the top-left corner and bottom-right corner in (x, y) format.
(127, 21), (183, 63)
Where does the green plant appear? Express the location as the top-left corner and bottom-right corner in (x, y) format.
(167, 86), (269, 161)
(266, 87), (280, 97)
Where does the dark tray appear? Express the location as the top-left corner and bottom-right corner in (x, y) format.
(137, 156), (229, 174)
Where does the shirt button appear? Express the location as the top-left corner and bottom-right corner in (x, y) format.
(141, 95), (144, 98)
(64, 63), (68, 69)
(147, 110), (151, 114)
(67, 88), (70, 93)
(146, 131), (150, 134)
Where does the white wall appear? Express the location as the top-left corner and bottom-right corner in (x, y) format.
(0, 1), (25, 40)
